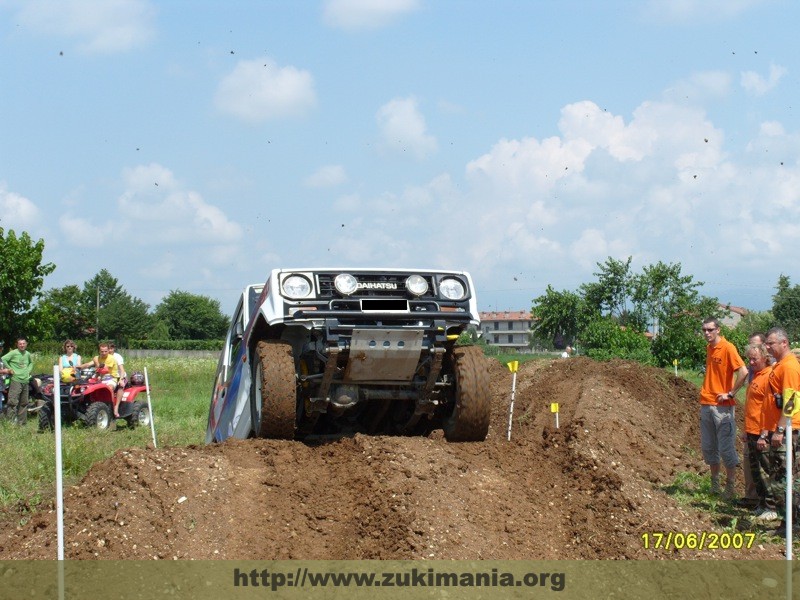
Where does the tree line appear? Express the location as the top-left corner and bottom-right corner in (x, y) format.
(530, 256), (797, 368)
(1, 227), (228, 347)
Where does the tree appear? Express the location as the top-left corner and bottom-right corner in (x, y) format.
(734, 310), (776, 338)
(631, 261), (705, 335)
(531, 285), (593, 349)
(100, 294), (152, 345)
(154, 290), (228, 340)
(35, 285), (92, 341)
(580, 256), (637, 325)
(79, 269), (152, 344)
(650, 294), (721, 369)
(533, 256), (722, 367)
(772, 275), (800, 340)
(0, 228), (56, 343)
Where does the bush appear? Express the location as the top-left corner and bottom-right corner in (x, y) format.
(579, 317), (653, 363)
(128, 339), (224, 351)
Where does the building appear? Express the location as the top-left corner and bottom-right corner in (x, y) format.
(479, 310), (533, 352)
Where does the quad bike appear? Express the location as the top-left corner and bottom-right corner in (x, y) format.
(37, 367), (151, 432)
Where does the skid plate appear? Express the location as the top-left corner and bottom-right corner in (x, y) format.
(344, 329), (424, 382)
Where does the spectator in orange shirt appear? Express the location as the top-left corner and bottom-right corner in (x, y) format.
(742, 342), (775, 519)
(764, 327), (800, 533)
(698, 317), (748, 498)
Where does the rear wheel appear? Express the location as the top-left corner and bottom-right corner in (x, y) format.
(252, 340), (296, 439)
(126, 401), (151, 428)
(38, 403), (55, 432)
(85, 402), (114, 430)
(443, 346), (491, 442)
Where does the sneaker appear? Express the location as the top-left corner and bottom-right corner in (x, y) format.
(710, 478), (721, 495)
(754, 509), (779, 521)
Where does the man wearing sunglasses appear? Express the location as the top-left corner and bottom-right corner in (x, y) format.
(699, 317), (748, 498)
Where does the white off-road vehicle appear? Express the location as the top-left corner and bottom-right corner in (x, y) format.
(206, 268), (491, 443)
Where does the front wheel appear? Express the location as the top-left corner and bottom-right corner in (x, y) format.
(443, 346), (491, 442)
(85, 401), (114, 430)
(251, 340), (297, 439)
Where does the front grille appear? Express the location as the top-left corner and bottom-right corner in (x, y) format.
(316, 273), (436, 299)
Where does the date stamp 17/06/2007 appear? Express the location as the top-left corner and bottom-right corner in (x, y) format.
(641, 531), (756, 551)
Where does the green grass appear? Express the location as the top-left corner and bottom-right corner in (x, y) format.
(661, 471), (791, 546)
(0, 356), (215, 514)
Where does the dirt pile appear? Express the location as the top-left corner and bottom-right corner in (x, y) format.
(0, 357), (785, 559)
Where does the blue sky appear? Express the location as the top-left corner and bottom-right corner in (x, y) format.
(1, 0), (798, 315)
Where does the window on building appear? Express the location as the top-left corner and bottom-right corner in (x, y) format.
(493, 335), (499, 343)
(494, 322), (499, 330)
(507, 322), (513, 330)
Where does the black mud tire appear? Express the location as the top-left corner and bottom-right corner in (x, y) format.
(38, 403), (55, 432)
(253, 340), (297, 439)
(126, 401), (151, 429)
(85, 401), (114, 431)
(443, 346), (491, 442)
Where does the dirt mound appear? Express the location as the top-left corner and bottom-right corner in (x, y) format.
(0, 357), (785, 559)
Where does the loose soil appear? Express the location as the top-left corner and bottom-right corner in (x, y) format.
(0, 357), (787, 559)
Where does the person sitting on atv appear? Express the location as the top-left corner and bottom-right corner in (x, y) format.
(79, 342), (120, 412)
(58, 339), (82, 383)
(108, 342), (128, 417)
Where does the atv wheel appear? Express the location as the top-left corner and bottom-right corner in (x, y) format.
(126, 401), (151, 428)
(252, 340), (296, 439)
(38, 403), (55, 432)
(443, 346), (491, 442)
(85, 402), (114, 430)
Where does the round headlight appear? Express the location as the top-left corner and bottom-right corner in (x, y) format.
(439, 278), (466, 300)
(334, 273), (358, 296)
(282, 275), (312, 299)
(405, 274), (429, 297)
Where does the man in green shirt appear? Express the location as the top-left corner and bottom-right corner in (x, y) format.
(2, 338), (33, 425)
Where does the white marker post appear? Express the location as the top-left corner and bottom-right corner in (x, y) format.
(506, 361), (519, 441)
(144, 367), (157, 449)
(551, 402), (560, 429)
(53, 367), (65, 600)
(785, 415), (793, 561)
(673, 358), (678, 377)
(52, 366), (64, 560)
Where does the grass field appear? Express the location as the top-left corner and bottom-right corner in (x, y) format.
(0, 355), (215, 513)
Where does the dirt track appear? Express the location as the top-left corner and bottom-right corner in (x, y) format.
(0, 357), (787, 559)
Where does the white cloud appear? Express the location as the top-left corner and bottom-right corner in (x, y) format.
(123, 163), (178, 192)
(0, 183), (40, 228)
(8, 0), (155, 53)
(58, 215), (113, 247)
(304, 165), (348, 188)
(741, 64), (788, 96)
(118, 177), (242, 244)
(376, 97), (437, 159)
(215, 58), (317, 123)
(323, 0), (419, 30)
(663, 71), (732, 104)
(465, 135), (593, 194)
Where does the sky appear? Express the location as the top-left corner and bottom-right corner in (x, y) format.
(1, 0), (798, 316)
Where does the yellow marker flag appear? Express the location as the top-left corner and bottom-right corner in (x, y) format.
(783, 388), (800, 418)
(507, 360), (519, 373)
(672, 359), (678, 367)
(550, 403), (559, 413)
